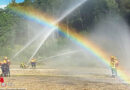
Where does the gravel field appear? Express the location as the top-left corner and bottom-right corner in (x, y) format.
(0, 67), (130, 90)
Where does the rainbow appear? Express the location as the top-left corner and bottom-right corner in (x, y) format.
(9, 6), (130, 84)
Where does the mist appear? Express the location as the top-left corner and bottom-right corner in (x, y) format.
(6, 0), (87, 65)
(40, 14), (130, 72)
(1, 0), (130, 89)
(88, 14), (130, 71)
(4, 0), (130, 76)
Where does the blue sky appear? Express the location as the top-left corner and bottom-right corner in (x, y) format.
(0, 0), (24, 5)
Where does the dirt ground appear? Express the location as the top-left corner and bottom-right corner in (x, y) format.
(0, 66), (130, 90)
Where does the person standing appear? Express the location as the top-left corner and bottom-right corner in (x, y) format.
(30, 58), (36, 69)
(2, 57), (10, 77)
(110, 56), (119, 78)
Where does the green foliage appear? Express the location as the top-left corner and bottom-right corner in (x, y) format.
(117, 0), (130, 24)
(0, 0), (129, 62)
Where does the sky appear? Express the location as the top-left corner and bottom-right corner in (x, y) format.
(0, 0), (24, 8)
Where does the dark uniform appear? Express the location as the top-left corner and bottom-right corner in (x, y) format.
(1, 58), (10, 77)
(1, 63), (9, 77)
(31, 59), (36, 68)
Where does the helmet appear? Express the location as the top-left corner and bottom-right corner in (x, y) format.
(3, 60), (7, 64)
(111, 56), (114, 58)
(4, 56), (8, 59)
(111, 56), (117, 59)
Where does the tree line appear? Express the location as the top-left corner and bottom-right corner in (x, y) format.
(0, 0), (129, 56)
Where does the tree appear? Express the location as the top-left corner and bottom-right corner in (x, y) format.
(117, 0), (130, 24)
(23, 0), (32, 6)
(12, 0), (16, 3)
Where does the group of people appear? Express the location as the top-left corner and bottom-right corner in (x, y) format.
(0, 56), (36, 77)
(0, 57), (10, 77)
(0, 56), (118, 78)
(20, 58), (36, 69)
(21, 56), (119, 78)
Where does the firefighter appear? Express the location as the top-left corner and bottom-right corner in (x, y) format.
(30, 58), (36, 68)
(2, 57), (10, 77)
(110, 56), (119, 78)
(1, 61), (7, 77)
(20, 63), (26, 69)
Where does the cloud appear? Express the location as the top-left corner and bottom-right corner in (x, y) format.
(0, 5), (7, 9)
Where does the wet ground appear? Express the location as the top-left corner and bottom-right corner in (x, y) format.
(0, 66), (130, 90)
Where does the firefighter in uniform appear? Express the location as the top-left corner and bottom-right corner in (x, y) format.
(2, 57), (10, 77)
(20, 63), (26, 69)
(30, 58), (36, 68)
(110, 56), (119, 78)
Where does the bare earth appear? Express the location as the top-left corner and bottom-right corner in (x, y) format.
(0, 66), (130, 90)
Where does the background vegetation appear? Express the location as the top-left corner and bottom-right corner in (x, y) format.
(0, 0), (129, 62)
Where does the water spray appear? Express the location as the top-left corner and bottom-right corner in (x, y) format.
(37, 50), (81, 62)
(27, 0), (87, 64)
(11, 28), (47, 60)
(12, 0), (87, 60)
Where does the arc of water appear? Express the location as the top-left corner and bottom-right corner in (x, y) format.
(27, 27), (57, 63)
(12, 0), (87, 60)
(37, 50), (81, 62)
(11, 27), (48, 60)
(27, 0), (87, 64)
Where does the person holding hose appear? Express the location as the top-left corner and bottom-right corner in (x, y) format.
(2, 57), (10, 77)
(110, 56), (119, 78)
(30, 58), (36, 69)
